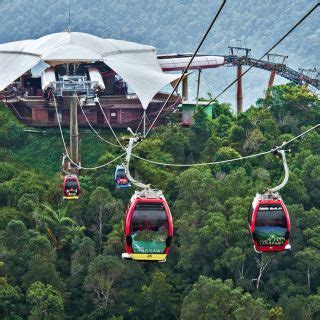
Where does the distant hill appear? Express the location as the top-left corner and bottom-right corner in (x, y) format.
(0, 0), (318, 109)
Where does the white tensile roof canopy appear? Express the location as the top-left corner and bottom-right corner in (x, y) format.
(0, 32), (180, 109)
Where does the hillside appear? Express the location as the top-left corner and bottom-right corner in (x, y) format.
(1, 84), (320, 319)
(0, 0), (318, 108)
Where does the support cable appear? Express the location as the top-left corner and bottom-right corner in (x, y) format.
(143, 0), (227, 139)
(52, 1), (319, 170)
(53, 95), (126, 170)
(135, 113), (144, 135)
(53, 95), (70, 157)
(72, 93), (320, 169)
(196, 2), (320, 114)
(76, 95), (122, 148)
(54, 92), (319, 169)
(130, 124), (319, 167)
(95, 98), (125, 149)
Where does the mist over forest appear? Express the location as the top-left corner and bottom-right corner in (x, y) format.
(0, 0), (319, 108)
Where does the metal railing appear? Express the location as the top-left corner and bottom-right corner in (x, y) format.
(53, 79), (99, 96)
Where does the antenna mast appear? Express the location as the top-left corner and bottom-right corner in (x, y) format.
(68, 0), (71, 32)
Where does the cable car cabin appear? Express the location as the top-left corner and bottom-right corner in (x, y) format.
(115, 165), (131, 188)
(122, 191), (173, 262)
(62, 175), (80, 200)
(249, 194), (291, 253)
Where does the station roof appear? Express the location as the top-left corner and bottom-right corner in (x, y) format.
(0, 32), (180, 109)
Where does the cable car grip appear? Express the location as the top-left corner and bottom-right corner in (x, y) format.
(269, 149), (289, 193)
(123, 137), (150, 190)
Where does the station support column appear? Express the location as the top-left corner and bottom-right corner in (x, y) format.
(236, 64), (243, 114)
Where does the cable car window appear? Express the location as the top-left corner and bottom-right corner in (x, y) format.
(117, 168), (126, 178)
(256, 205), (287, 227)
(130, 202), (168, 254)
(65, 180), (78, 189)
(255, 205), (287, 246)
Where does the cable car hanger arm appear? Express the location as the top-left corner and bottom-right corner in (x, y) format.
(124, 137), (151, 190)
(269, 149), (289, 193)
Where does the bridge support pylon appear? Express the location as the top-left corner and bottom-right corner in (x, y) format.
(236, 64), (243, 114)
(265, 70), (276, 99)
(182, 72), (188, 101)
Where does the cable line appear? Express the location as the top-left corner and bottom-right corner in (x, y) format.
(53, 95), (70, 157)
(75, 91), (320, 169)
(95, 98), (125, 149)
(196, 2), (320, 113)
(76, 96), (122, 148)
(55, 92), (319, 170)
(130, 124), (319, 167)
(143, 0), (227, 139)
(53, 95), (126, 170)
(52, 2), (319, 171)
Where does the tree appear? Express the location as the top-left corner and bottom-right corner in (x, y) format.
(180, 276), (269, 320)
(279, 294), (320, 320)
(295, 248), (320, 292)
(253, 254), (274, 293)
(162, 125), (191, 163)
(213, 147), (242, 173)
(214, 247), (246, 282)
(0, 162), (15, 183)
(34, 204), (82, 249)
(26, 281), (64, 320)
(136, 270), (177, 320)
(89, 187), (118, 253)
(189, 109), (211, 157)
(243, 129), (266, 154)
(84, 255), (124, 310)
(22, 235), (62, 290)
(4, 220), (29, 286)
(71, 236), (96, 278)
(0, 282), (24, 319)
(268, 307), (285, 320)
(0, 171), (48, 207)
(301, 155), (320, 207)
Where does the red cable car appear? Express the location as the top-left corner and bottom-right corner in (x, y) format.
(62, 174), (80, 200)
(115, 165), (131, 188)
(122, 190), (173, 262)
(248, 193), (291, 253)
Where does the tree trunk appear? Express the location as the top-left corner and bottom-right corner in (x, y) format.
(98, 210), (103, 253)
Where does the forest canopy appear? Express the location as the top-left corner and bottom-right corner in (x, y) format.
(1, 83), (320, 319)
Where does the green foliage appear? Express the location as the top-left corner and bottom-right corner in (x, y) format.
(22, 235), (62, 290)
(26, 281), (64, 320)
(190, 110), (211, 157)
(0, 83), (320, 318)
(0, 105), (26, 148)
(0, 162), (15, 183)
(181, 276), (269, 320)
(84, 255), (125, 310)
(279, 294), (320, 320)
(137, 270), (178, 319)
(0, 282), (24, 319)
(163, 125), (191, 163)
